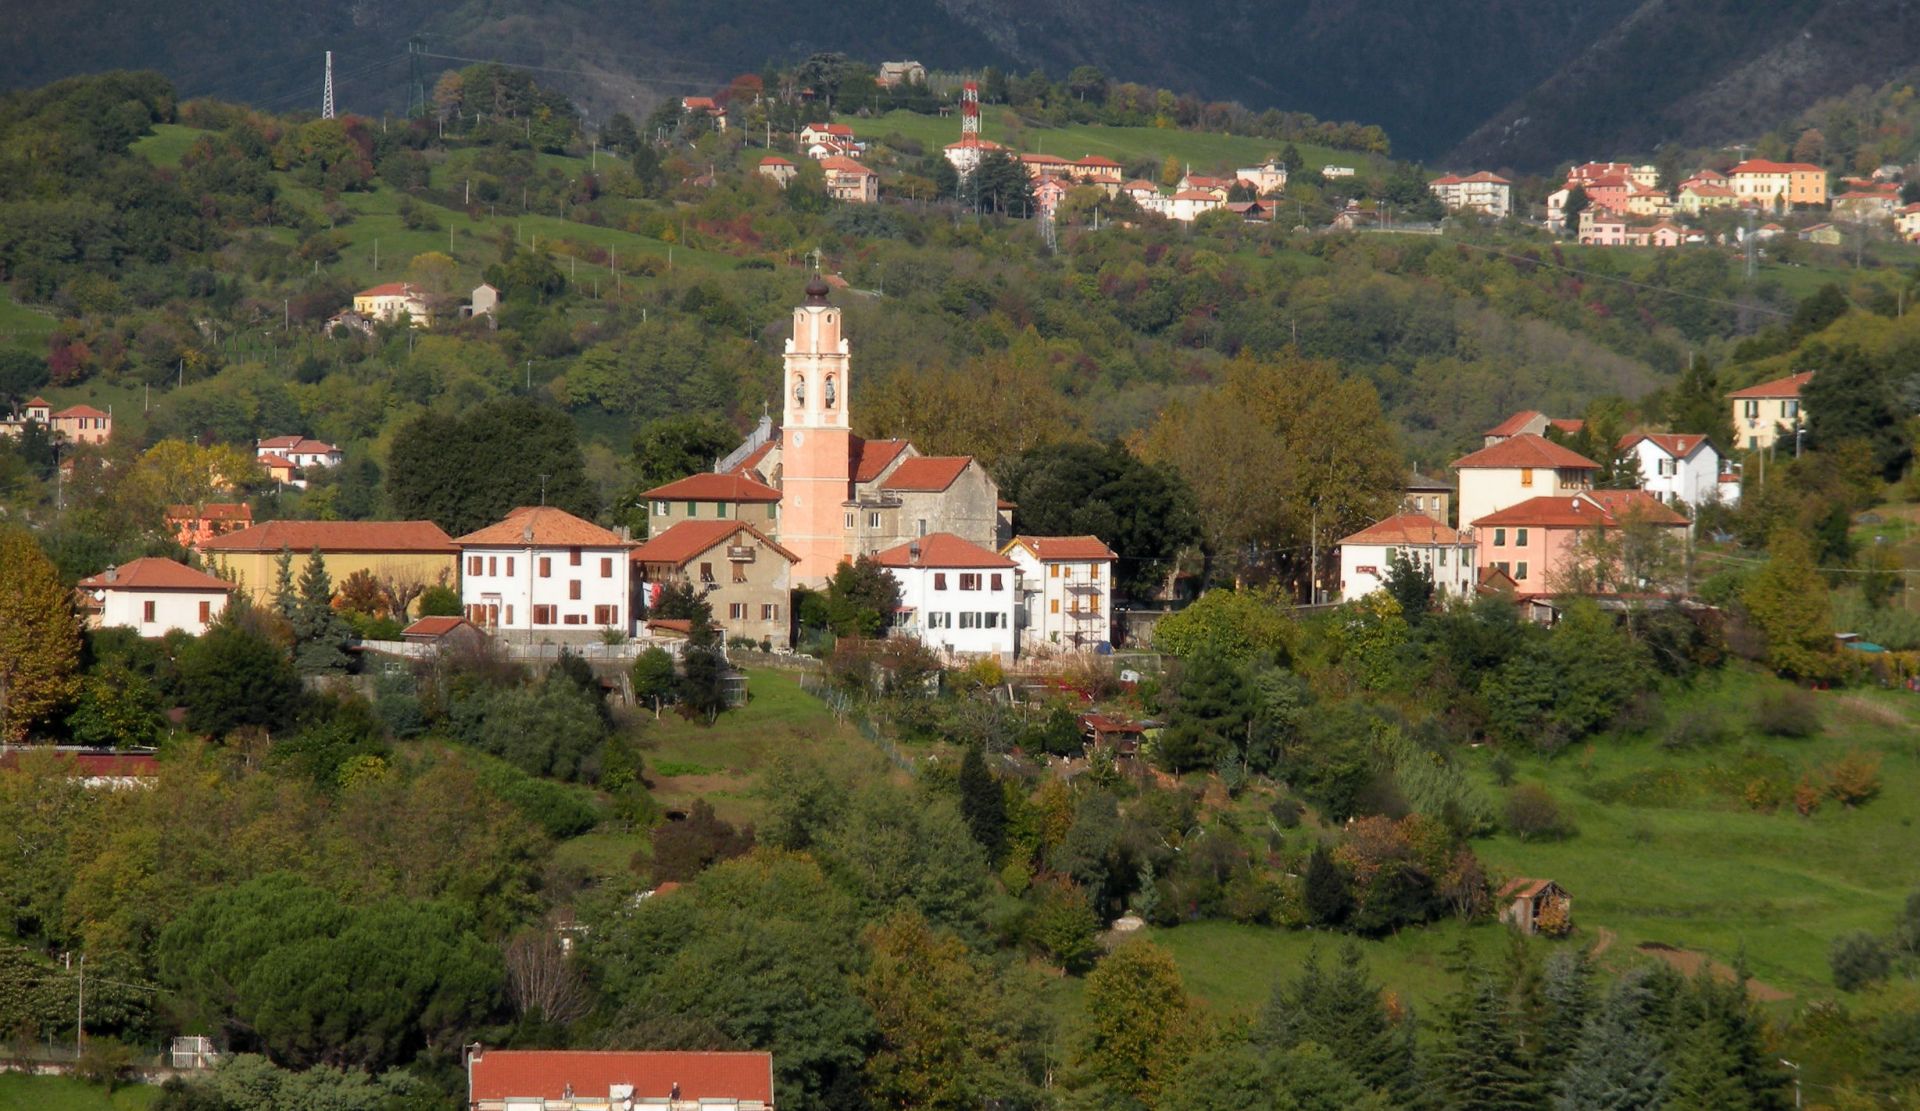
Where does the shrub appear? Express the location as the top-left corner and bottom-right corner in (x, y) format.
(1025, 879), (1100, 973)
(1662, 708), (1732, 750)
(1831, 930), (1893, 991)
(75, 1037), (135, 1091)
(1794, 776), (1825, 817)
(1489, 751), (1516, 787)
(1753, 689), (1822, 738)
(1742, 777), (1786, 813)
(1504, 784), (1576, 842)
(1824, 749), (1883, 807)
(1535, 898), (1572, 939)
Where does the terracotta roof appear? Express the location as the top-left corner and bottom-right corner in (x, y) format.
(871, 532), (1016, 569)
(1020, 152), (1072, 164)
(79, 558), (231, 592)
(1549, 418), (1585, 435)
(356, 282), (422, 298)
(1497, 877), (1558, 900)
(1076, 155), (1122, 167)
(805, 122), (854, 137)
(468, 1050), (774, 1105)
(1471, 491), (1687, 528)
(760, 155), (794, 166)
(1121, 179), (1158, 191)
(1684, 182), (1736, 197)
(1484, 410), (1545, 437)
(728, 439), (778, 477)
(643, 472), (782, 503)
(1170, 189), (1221, 202)
(202, 519), (456, 554)
(682, 96), (717, 109)
(260, 436), (337, 454)
(631, 520), (796, 566)
(1727, 370), (1813, 399)
(54, 404), (108, 419)
(852, 438), (910, 483)
(819, 155), (875, 175)
(1618, 432), (1712, 458)
(24, 396), (50, 408)
(1007, 535), (1117, 561)
(167, 502), (251, 521)
(1729, 159), (1824, 174)
(1452, 434), (1599, 471)
(646, 618), (693, 636)
(880, 456), (972, 492)
(1581, 488), (1690, 524)
(1339, 513), (1473, 546)
(402, 616), (474, 638)
(455, 507), (628, 548)
(257, 453), (295, 469)
(0, 752), (160, 778)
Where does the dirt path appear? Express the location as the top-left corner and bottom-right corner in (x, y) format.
(1588, 925), (1617, 957)
(1637, 942), (1793, 1002)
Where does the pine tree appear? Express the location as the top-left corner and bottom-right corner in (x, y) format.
(271, 546), (297, 622)
(1257, 944), (1417, 1102)
(291, 549), (351, 674)
(1556, 968), (1666, 1111)
(0, 530), (81, 742)
(1664, 1023), (1747, 1110)
(957, 744), (1008, 864)
(1302, 845), (1353, 928)
(1536, 948), (1595, 1084)
(1743, 529), (1834, 681)
(1434, 975), (1538, 1111)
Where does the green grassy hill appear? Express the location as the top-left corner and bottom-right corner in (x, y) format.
(0, 1075), (159, 1111)
(849, 110), (1360, 175)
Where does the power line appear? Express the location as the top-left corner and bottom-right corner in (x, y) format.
(414, 50), (736, 92)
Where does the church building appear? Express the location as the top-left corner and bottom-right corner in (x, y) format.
(690, 277), (1007, 586)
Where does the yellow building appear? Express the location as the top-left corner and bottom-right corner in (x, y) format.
(1727, 160), (1828, 208)
(352, 282), (435, 326)
(200, 520), (459, 613)
(1728, 371), (1813, 453)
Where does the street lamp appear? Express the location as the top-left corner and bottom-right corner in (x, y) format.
(1779, 1058), (1801, 1109)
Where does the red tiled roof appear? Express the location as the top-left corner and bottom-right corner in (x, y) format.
(819, 155), (875, 175)
(1121, 179), (1158, 191)
(1727, 370), (1813, 399)
(1338, 513), (1473, 546)
(455, 507), (628, 548)
(1582, 488), (1690, 524)
(259, 436), (337, 454)
(166, 502), (252, 521)
(1007, 535), (1118, 561)
(79, 557), (231, 592)
(402, 616), (474, 638)
(257, 453), (296, 469)
(805, 122), (854, 137)
(852, 438), (910, 483)
(643, 473), (782, 503)
(1471, 491), (1687, 528)
(468, 1050), (774, 1105)
(1484, 410), (1545, 437)
(1548, 418), (1585, 435)
(24, 396), (50, 408)
(54, 404), (108, 419)
(1729, 159), (1824, 175)
(646, 618), (693, 636)
(1497, 877), (1558, 900)
(202, 519), (456, 554)
(356, 282), (421, 298)
(1170, 189), (1221, 202)
(1020, 152), (1072, 164)
(1617, 432), (1711, 458)
(1684, 182), (1736, 197)
(1076, 155), (1122, 167)
(631, 520), (796, 566)
(682, 96), (717, 109)
(871, 532), (1015, 569)
(759, 155), (794, 166)
(1452, 434), (1599, 471)
(880, 456), (972, 492)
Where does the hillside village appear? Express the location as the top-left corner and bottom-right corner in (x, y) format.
(10, 53), (1920, 1111)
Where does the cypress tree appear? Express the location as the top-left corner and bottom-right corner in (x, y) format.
(957, 743), (1008, 864)
(1556, 968), (1666, 1111)
(271, 546), (297, 622)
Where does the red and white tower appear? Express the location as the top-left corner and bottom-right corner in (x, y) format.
(960, 81), (980, 148)
(779, 275), (854, 586)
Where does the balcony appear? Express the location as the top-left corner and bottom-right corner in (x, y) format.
(727, 546), (755, 562)
(1065, 581), (1103, 594)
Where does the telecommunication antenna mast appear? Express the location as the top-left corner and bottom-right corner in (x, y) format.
(960, 80), (980, 149)
(322, 52), (336, 119)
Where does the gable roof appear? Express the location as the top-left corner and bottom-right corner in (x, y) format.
(54, 404), (108, 419)
(1471, 490), (1687, 528)
(819, 155), (876, 175)
(1729, 159), (1823, 175)
(201, 519), (456, 554)
(643, 472), (782, 503)
(1006, 535), (1118, 561)
(1581, 488), (1691, 524)
(79, 557), (231, 593)
(1405, 469), (1452, 492)
(454, 506), (628, 548)
(167, 502), (252, 522)
(402, 616), (477, 638)
(1727, 370), (1813, 399)
(468, 1050), (775, 1105)
(259, 435), (337, 453)
(1484, 410), (1545, 437)
(1452, 434), (1599, 471)
(1075, 155), (1122, 168)
(631, 520), (796, 567)
(357, 282), (424, 298)
(871, 532), (1016, 570)
(1617, 432), (1713, 458)
(760, 155), (794, 166)
(851, 438), (911, 483)
(880, 455), (972, 492)
(1338, 513), (1473, 546)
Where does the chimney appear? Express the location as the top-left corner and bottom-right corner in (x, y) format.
(909, 541), (922, 564)
(105, 565), (118, 584)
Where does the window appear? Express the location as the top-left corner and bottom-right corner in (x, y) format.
(934, 573), (948, 590)
(1520, 468), (1534, 487)
(540, 557), (552, 577)
(1049, 564), (1060, 578)
(733, 560), (748, 583)
(1493, 528), (1506, 546)
(1493, 561), (1510, 575)
(143, 600), (156, 622)
(506, 557), (515, 577)
(595, 605), (617, 625)
(729, 602), (748, 620)
(917, 519), (927, 537)
(762, 604), (780, 620)
(1659, 458), (1675, 476)
(468, 556), (482, 576)
(1744, 399), (1760, 419)
(199, 600), (211, 622)
(845, 512), (855, 529)
(569, 580), (582, 600)
(1748, 435), (1758, 450)
(928, 612), (951, 628)
(505, 605), (514, 625)
(991, 573), (1003, 591)
(959, 573), (982, 591)
(1515, 528), (1528, 546)
(868, 511), (882, 529)
(700, 562), (715, 583)
(654, 501), (669, 517)
(1090, 564), (1100, 581)
(569, 547), (582, 566)
(488, 557), (498, 576)
(1516, 561), (1529, 581)
(685, 501), (697, 517)
(1438, 548), (1448, 567)
(1784, 400), (1800, 419)
(1050, 598), (1060, 614)
(601, 557), (613, 578)
(960, 612), (979, 629)
(533, 604), (556, 624)
(564, 614), (586, 626)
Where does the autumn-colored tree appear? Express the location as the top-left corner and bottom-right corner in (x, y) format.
(860, 338), (1084, 470)
(1075, 939), (1201, 1105)
(1743, 528), (1834, 680)
(123, 440), (264, 530)
(0, 530), (81, 741)
(404, 250), (459, 296)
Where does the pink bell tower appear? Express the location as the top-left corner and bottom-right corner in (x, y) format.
(780, 275), (853, 585)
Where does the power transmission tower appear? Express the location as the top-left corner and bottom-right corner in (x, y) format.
(322, 52), (335, 119)
(406, 36), (428, 118)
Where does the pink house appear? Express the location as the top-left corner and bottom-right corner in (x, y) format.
(1472, 490), (1689, 596)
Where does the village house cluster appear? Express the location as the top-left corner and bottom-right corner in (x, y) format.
(0, 395), (112, 444)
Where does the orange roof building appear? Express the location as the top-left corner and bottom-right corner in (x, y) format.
(631, 520), (798, 648)
(1003, 536), (1118, 652)
(871, 533), (1018, 661)
(200, 519), (458, 613)
(454, 508), (633, 637)
(1453, 434), (1600, 533)
(78, 558), (232, 637)
(1471, 491), (1688, 598)
(1730, 371), (1813, 452)
(467, 1048), (774, 1110)
(1337, 513), (1478, 602)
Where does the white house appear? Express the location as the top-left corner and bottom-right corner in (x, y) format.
(872, 533), (1017, 662)
(1236, 158), (1290, 196)
(1336, 514), (1477, 602)
(1002, 535), (1116, 654)
(1617, 432), (1738, 508)
(256, 435), (341, 469)
(1166, 189), (1224, 222)
(78, 558), (231, 637)
(453, 507), (634, 636)
(1429, 171), (1513, 218)
(1451, 434), (1600, 533)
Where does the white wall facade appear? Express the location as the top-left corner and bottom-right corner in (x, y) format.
(99, 588), (226, 637)
(1624, 440), (1733, 508)
(1005, 548), (1113, 653)
(1338, 540), (1477, 602)
(460, 544), (631, 634)
(886, 564), (1018, 660)
(1457, 466), (1593, 531)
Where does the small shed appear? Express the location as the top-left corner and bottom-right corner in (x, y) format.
(402, 615), (487, 653)
(1498, 877), (1571, 935)
(1081, 712), (1146, 758)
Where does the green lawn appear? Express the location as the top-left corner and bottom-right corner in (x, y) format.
(128, 123), (207, 168)
(0, 1075), (159, 1111)
(848, 110), (1359, 175)
(0, 289), (56, 352)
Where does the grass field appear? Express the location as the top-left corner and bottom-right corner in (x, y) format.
(0, 289), (56, 353)
(847, 110), (1358, 176)
(128, 123), (205, 168)
(0, 1076), (159, 1111)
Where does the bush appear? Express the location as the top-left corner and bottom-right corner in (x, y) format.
(75, 1037), (136, 1091)
(1824, 749), (1883, 807)
(1661, 707), (1731, 750)
(1831, 930), (1893, 991)
(1753, 689), (1822, 738)
(1504, 784), (1576, 841)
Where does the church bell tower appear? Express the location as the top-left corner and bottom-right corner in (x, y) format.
(779, 276), (854, 585)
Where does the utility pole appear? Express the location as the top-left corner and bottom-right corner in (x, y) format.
(321, 52), (335, 120)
